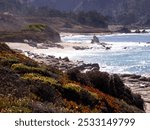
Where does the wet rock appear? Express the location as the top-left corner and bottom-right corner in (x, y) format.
(134, 29), (141, 33)
(75, 63), (100, 71)
(105, 47), (111, 50)
(37, 42), (64, 49)
(141, 30), (148, 33)
(97, 42), (107, 47)
(62, 57), (70, 62)
(91, 35), (99, 43)
(73, 46), (90, 50)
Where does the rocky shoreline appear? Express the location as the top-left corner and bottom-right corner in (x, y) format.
(24, 51), (100, 72)
(23, 51), (150, 112)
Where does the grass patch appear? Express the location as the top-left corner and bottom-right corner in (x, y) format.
(0, 34), (17, 39)
(62, 83), (99, 107)
(22, 73), (58, 85)
(11, 63), (49, 75)
(24, 24), (48, 32)
(63, 83), (82, 92)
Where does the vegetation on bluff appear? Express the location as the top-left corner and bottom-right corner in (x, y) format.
(0, 23), (60, 43)
(0, 43), (144, 113)
(24, 24), (48, 32)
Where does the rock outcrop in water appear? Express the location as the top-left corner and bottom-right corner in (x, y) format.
(91, 35), (100, 43)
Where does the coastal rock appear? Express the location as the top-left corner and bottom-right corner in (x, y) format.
(24, 40), (37, 47)
(120, 74), (150, 112)
(134, 29), (141, 33)
(141, 29), (148, 33)
(73, 46), (90, 50)
(91, 35), (99, 43)
(123, 47), (128, 49)
(26, 51), (100, 72)
(62, 57), (70, 62)
(105, 47), (111, 50)
(44, 41), (64, 49)
(67, 69), (144, 110)
(117, 27), (131, 33)
(97, 42), (107, 47)
(97, 42), (111, 50)
(75, 63), (100, 72)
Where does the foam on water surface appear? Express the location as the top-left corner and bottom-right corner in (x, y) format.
(61, 33), (150, 75)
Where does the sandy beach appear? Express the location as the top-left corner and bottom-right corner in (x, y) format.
(6, 41), (105, 59)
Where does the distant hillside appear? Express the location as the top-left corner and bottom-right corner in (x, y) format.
(25, 0), (150, 26)
(0, 0), (150, 31)
(0, 3), (109, 33)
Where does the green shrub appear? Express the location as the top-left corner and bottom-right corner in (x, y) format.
(22, 73), (58, 86)
(24, 24), (48, 32)
(62, 83), (99, 107)
(63, 83), (82, 92)
(11, 63), (50, 76)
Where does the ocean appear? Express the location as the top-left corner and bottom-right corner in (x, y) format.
(61, 33), (150, 75)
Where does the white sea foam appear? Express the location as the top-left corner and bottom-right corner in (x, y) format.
(61, 33), (150, 75)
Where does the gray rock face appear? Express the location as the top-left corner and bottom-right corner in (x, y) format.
(120, 74), (150, 113)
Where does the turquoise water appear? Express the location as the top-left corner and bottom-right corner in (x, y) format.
(62, 33), (150, 75)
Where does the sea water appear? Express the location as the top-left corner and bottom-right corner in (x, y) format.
(61, 33), (150, 75)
